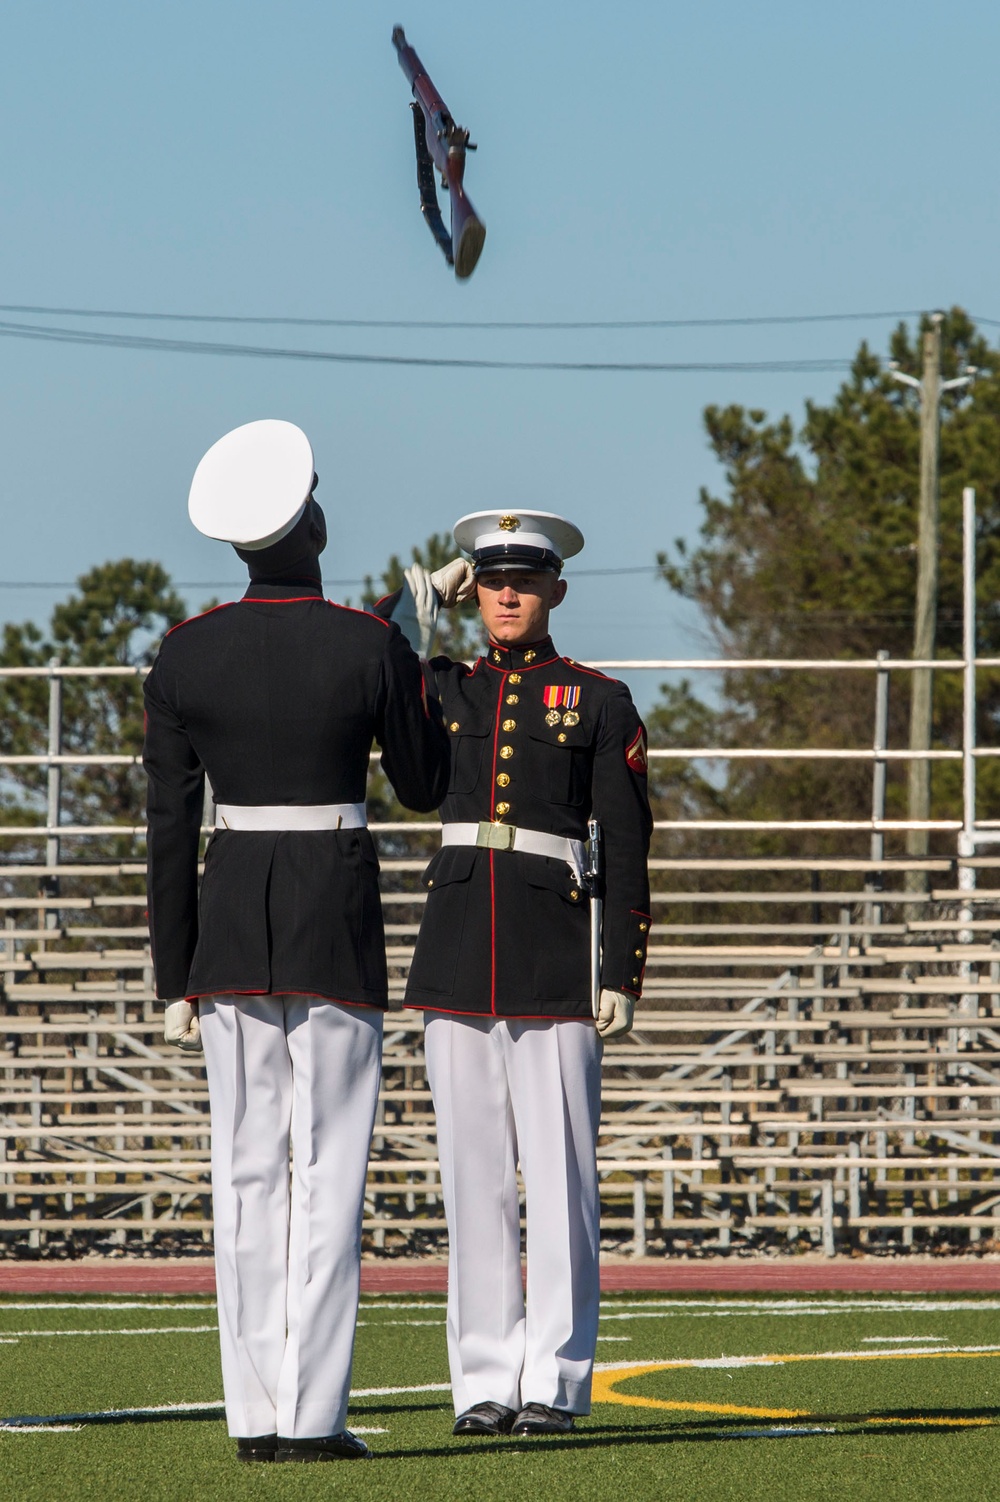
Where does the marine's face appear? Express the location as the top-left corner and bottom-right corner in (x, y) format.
(476, 569), (567, 646)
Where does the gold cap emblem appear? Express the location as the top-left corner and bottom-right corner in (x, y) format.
(498, 514), (521, 532)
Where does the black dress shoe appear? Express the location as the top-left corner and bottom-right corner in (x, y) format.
(275, 1430), (371, 1461)
(452, 1401), (518, 1436)
(511, 1403), (576, 1435)
(236, 1433), (277, 1462)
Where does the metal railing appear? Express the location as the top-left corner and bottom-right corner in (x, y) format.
(3, 486), (1000, 1256)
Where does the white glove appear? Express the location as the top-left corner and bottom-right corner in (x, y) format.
(164, 999), (202, 1052)
(392, 564), (441, 658)
(596, 989), (635, 1040)
(430, 558), (477, 607)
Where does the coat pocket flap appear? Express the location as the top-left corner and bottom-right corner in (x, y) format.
(521, 853), (585, 901)
(422, 845), (479, 891)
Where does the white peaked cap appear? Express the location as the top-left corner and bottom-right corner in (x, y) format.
(453, 509), (585, 569)
(188, 420), (316, 550)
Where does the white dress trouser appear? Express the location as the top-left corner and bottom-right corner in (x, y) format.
(423, 1014), (602, 1416)
(200, 994), (383, 1438)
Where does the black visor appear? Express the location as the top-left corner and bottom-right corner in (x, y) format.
(472, 543), (563, 576)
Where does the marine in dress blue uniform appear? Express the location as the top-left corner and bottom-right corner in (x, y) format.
(144, 421), (448, 1463)
(377, 510), (652, 1436)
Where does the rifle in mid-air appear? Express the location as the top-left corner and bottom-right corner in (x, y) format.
(391, 26), (486, 280)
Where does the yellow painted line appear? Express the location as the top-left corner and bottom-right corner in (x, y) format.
(591, 1364), (809, 1419)
(871, 1416), (994, 1428)
(593, 1345), (1000, 1421)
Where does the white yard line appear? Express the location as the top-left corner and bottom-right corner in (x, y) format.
(356, 1319), (444, 1327)
(598, 1298), (1000, 1319)
(1, 1401), (225, 1430)
(0, 1326), (217, 1338)
(1, 1385), (450, 1431)
(0, 1301), (217, 1311)
(595, 1342), (1000, 1373)
(600, 1297), (1000, 1309)
(350, 1382), (452, 1397)
(3, 1424), (85, 1434)
(861, 1334), (947, 1343)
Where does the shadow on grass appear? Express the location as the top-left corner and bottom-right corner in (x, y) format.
(6, 1404), (999, 1453)
(365, 1407), (1000, 1461)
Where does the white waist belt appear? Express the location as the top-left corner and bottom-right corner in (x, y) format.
(441, 821), (586, 881)
(215, 802), (367, 832)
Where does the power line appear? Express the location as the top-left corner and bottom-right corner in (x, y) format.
(0, 302), (933, 332)
(0, 317), (852, 374)
(0, 567), (664, 590)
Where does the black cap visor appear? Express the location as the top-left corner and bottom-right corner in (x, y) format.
(472, 543), (563, 577)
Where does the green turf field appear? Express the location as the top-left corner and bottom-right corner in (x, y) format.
(2, 1288), (999, 1501)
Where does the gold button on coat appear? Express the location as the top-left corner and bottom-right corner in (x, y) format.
(635, 948), (643, 957)
(558, 733), (567, 743)
(570, 889), (580, 901)
(639, 922), (649, 932)
(449, 721), (460, 732)
(506, 694), (519, 705)
(500, 745), (514, 760)
(524, 650), (536, 663)
(509, 673), (522, 684)
(495, 801), (510, 816)
(503, 719), (516, 731)
(496, 773), (510, 788)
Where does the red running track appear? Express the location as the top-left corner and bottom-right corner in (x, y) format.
(2, 1259), (1000, 1295)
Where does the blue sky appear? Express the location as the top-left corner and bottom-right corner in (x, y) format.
(0, 2), (998, 706)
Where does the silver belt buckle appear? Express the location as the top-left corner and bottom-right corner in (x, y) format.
(476, 820), (516, 851)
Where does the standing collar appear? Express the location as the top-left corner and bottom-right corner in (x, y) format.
(482, 635), (558, 672)
(241, 580), (325, 602)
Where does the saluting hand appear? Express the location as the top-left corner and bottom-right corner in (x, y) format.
(430, 558), (476, 607)
(596, 989), (635, 1040)
(164, 999), (202, 1052)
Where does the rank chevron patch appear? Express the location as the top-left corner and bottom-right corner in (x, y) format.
(625, 726), (648, 773)
(543, 685), (581, 710)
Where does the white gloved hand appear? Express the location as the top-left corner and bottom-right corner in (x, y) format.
(430, 558), (477, 607)
(164, 999), (202, 1052)
(391, 564), (441, 658)
(596, 989), (635, 1040)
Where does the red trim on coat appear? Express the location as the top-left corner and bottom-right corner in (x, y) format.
(164, 601), (238, 638)
(410, 1003), (596, 1022)
(242, 595), (326, 605)
(487, 669), (509, 1016)
(561, 656), (615, 682)
(331, 601), (391, 627)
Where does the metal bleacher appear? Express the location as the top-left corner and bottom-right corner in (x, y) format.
(4, 489), (1000, 1258)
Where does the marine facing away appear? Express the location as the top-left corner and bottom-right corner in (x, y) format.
(143, 419), (449, 1463)
(376, 508), (653, 1437)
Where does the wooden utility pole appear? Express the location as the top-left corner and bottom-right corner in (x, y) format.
(906, 315), (943, 873)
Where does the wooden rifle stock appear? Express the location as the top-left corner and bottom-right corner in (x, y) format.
(392, 26), (486, 279)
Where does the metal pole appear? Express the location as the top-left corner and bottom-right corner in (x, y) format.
(44, 658), (62, 930)
(866, 650), (890, 934)
(959, 486), (977, 1029)
(962, 486), (977, 850)
(906, 314), (943, 880)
